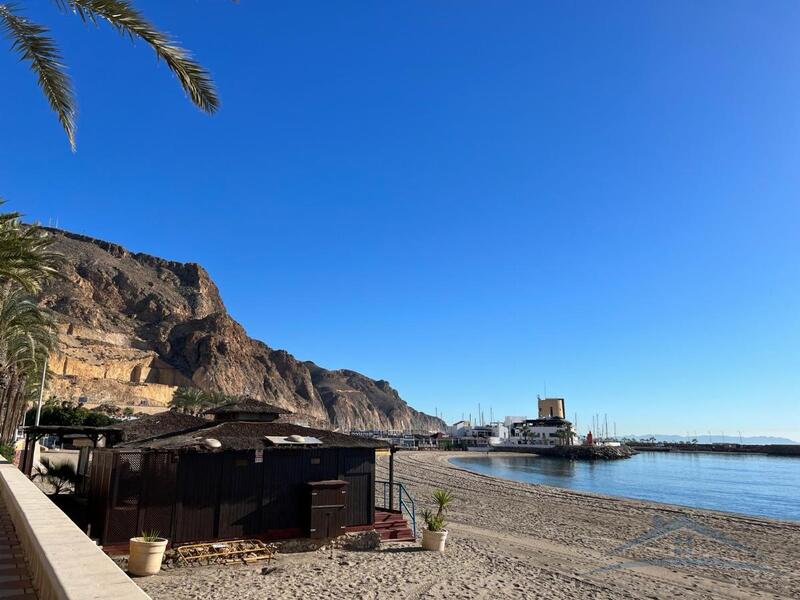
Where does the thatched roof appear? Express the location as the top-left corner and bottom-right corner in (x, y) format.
(117, 421), (389, 452)
(113, 411), (208, 442)
(204, 397), (292, 416)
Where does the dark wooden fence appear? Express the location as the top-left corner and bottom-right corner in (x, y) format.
(89, 447), (376, 545)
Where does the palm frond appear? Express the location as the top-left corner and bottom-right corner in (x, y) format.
(0, 4), (76, 150)
(0, 205), (62, 294)
(56, 0), (218, 113)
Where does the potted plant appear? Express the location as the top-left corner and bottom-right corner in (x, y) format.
(421, 489), (453, 551)
(128, 530), (168, 576)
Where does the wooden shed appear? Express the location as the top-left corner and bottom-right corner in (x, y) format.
(88, 403), (388, 546)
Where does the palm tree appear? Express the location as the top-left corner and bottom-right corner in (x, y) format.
(0, 286), (55, 442)
(32, 456), (78, 495)
(0, 0), (218, 151)
(0, 208), (60, 293)
(200, 389), (236, 412)
(169, 387), (205, 415)
(0, 208), (59, 442)
(555, 426), (574, 446)
(169, 387), (235, 415)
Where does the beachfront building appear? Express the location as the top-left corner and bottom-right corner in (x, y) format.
(87, 400), (398, 546)
(506, 417), (576, 446)
(350, 429), (442, 450)
(446, 421), (509, 450)
(448, 420), (471, 436)
(500, 397), (577, 447)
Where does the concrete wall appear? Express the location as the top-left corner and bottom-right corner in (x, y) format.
(0, 459), (150, 600)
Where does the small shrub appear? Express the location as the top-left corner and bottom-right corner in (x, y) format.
(139, 530), (163, 542)
(0, 441), (15, 462)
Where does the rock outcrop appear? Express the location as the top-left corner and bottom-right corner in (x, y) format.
(39, 229), (444, 432)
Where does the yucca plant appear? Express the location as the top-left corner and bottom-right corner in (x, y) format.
(423, 489), (453, 532)
(0, 1), (218, 151)
(139, 530), (163, 543)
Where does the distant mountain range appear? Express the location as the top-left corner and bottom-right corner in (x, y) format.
(633, 434), (799, 445)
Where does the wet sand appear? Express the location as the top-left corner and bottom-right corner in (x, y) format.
(136, 451), (800, 599)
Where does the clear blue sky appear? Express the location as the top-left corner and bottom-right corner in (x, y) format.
(2, 1), (798, 440)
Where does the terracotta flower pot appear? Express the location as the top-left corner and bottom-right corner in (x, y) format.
(421, 529), (448, 551)
(128, 537), (168, 576)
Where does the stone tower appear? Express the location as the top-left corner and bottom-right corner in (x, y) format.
(538, 397), (565, 419)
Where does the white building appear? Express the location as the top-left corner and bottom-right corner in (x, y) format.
(498, 397), (577, 448)
(448, 420), (471, 437)
(448, 421), (509, 449)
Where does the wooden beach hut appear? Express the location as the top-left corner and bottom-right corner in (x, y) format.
(87, 401), (390, 546)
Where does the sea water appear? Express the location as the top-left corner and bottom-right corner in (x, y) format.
(450, 451), (800, 521)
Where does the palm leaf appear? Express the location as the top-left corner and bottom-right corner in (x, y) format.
(0, 205), (61, 293)
(55, 0), (219, 113)
(0, 4), (76, 149)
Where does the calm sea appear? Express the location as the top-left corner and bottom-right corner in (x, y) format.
(449, 452), (800, 522)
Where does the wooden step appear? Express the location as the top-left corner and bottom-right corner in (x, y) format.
(374, 508), (415, 543)
(380, 527), (414, 538)
(373, 518), (407, 529)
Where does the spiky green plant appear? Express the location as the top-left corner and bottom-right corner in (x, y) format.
(139, 530), (163, 542)
(1, 1), (218, 151)
(423, 489), (453, 532)
(421, 509), (445, 532)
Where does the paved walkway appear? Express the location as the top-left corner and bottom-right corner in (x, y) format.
(0, 493), (37, 599)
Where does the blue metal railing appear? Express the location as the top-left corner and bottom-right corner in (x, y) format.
(375, 479), (416, 538)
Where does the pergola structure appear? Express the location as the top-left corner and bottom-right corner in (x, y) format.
(19, 425), (123, 476)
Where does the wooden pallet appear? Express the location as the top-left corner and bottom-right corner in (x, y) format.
(176, 539), (277, 566)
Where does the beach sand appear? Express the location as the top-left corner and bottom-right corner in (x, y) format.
(136, 451), (800, 599)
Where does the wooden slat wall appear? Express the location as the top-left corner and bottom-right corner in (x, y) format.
(338, 449), (375, 526)
(174, 454), (222, 543)
(90, 447), (379, 545)
(218, 452), (262, 539)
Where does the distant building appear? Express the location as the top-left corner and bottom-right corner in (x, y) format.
(448, 420), (471, 437)
(537, 397), (565, 419)
(500, 396), (576, 447)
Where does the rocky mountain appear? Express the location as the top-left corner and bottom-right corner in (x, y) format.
(38, 229), (444, 432)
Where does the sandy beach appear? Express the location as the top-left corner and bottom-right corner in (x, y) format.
(136, 451), (800, 599)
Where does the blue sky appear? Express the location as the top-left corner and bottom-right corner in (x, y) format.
(2, 1), (798, 440)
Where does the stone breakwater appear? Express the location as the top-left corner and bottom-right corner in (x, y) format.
(628, 443), (800, 457)
(497, 445), (637, 460)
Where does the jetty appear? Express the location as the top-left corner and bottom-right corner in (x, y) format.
(499, 444), (636, 460)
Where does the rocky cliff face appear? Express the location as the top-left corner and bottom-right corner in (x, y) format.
(39, 229), (444, 432)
